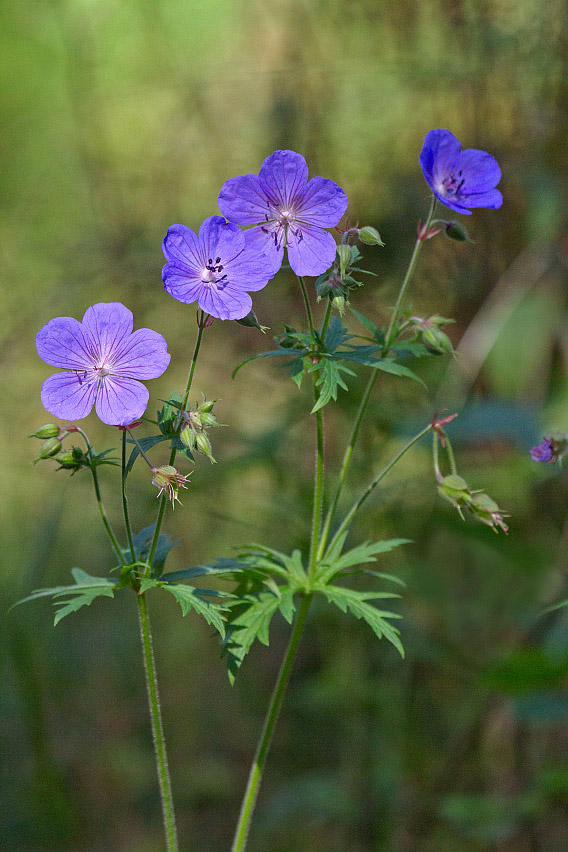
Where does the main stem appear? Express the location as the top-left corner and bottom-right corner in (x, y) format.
(231, 593), (313, 852)
(138, 593), (179, 852)
(146, 316), (206, 571)
(318, 194), (437, 559)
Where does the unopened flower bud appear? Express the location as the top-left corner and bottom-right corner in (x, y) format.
(200, 399), (216, 414)
(180, 425), (197, 451)
(444, 221), (473, 243)
(422, 326), (454, 355)
(34, 437), (63, 463)
(200, 410), (217, 427)
(336, 244), (355, 277)
(359, 226), (384, 247)
(332, 294), (346, 314)
(29, 424), (60, 439)
(195, 431), (216, 463)
(235, 310), (269, 333)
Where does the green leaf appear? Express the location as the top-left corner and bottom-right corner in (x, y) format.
(159, 584), (226, 636)
(311, 359), (356, 413)
(369, 359), (426, 387)
(130, 525), (180, 577)
(224, 590), (284, 682)
(315, 538), (410, 584)
(231, 349), (293, 379)
(11, 569), (117, 625)
(324, 316), (352, 352)
(314, 584), (404, 657)
(349, 307), (382, 341)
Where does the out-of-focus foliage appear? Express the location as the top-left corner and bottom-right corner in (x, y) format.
(2, 0), (568, 850)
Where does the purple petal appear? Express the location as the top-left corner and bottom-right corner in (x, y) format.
(198, 216), (245, 264)
(197, 283), (252, 321)
(461, 188), (503, 210)
(36, 317), (93, 370)
(82, 303), (134, 364)
(218, 174), (274, 225)
(457, 149), (501, 192)
(431, 190), (473, 215)
(162, 224), (203, 272)
(112, 328), (171, 379)
(420, 129), (461, 185)
(296, 176), (348, 227)
(286, 224), (337, 276)
(259, 150), (309, 209)
(162, 263), (205, 303)
(243, 225), (285, 274)
(95, 376), (149, 425)
(225, 245), (274, 292)
(40, 371), (97, 421)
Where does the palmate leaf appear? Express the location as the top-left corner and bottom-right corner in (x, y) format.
(140, 578), (226, 636)
(129, 525), (180, 577)
(310, 358), (356, 413)
(314, 583), (404, 657)
(315, 535), (410, 584)
(12, 568), (117, 626)
(223, 587), (297, 683)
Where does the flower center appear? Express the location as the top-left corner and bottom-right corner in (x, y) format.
(441, 170), (465, 197)
(202, 256), (228, 289)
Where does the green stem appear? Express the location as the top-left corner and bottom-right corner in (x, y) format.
(325, 424), (433, 556)
(297, 276), (315, 338)
(122, 431), (136, 562)
(444, 432), (458, 475)
(137, 593), (179, 852)
(309, 405), (325, 577)
(383, 193), (437, 352)
(231, 593), (313, 852)
(75, 427), (124, 565)
(146, 317), (206, 572)
(317, 196), (437, 559)
(432, 429), (442, 481)
(320, 300), (332, 342)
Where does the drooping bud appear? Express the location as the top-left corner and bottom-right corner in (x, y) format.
(444, 221), (474, 243)
(336, 244), (355, 278)
(28, 424), (60, 439)
(194, 431), (216, 463)
(359, 226), (384, 247)
(152, 465), (190, 507)
(235, 310), (269, 333)
(33, 437), (63, 463)
(180, 426), (197, 452)
(55, 446), (85, 473)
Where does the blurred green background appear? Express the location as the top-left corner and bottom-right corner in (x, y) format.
(2, 0), (568, 850)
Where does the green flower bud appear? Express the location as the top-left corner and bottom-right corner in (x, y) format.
(200, 411), (217, 427)
(332, 294), (346, 314)
(34, 437), (62, 463)
(195, 431), (215, 463)
(28, 424), (60, 439)
(235, 310), (269, 333)
(422, 327), (454, 355)
(180, 425), (197, 451)
(444, 221), (473, 243)
(438, 473), (468, 499)
(200, 398), (216, 413)
(336, 244), (355, 277)
(359, 226), (384, 247)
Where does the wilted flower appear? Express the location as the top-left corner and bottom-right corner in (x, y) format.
(37, 303), (170, 426)
(218, 149), (348, 277)
(162, 216), (273, 321)
(152, 465), (190, 506)
(419, 129), (503, 215)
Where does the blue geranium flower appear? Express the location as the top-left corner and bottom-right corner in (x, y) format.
(419, 129), (503, 215)
(217, 150), (348, 277)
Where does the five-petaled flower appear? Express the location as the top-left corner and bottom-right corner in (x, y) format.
(162, 215), (273, 321)
(36, 302), (170, 426)
(217, 149), (348, 277)
(419, 129), (503, 215)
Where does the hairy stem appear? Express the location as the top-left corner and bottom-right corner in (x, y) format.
(325, 424), (433, 556)
(122, 431), (136, 562)
(231, 594), (313, 852)
(317, 195), (437, 558)
(75, 427), (124, 565)
(138, 593), (179, 852)
(146, 316), (206, 572)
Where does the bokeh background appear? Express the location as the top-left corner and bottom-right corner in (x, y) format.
(2, 1), (568, 850)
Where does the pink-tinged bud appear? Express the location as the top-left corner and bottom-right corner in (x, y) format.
(116, 420), (143, 431)
(151, 465), (190, 507)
